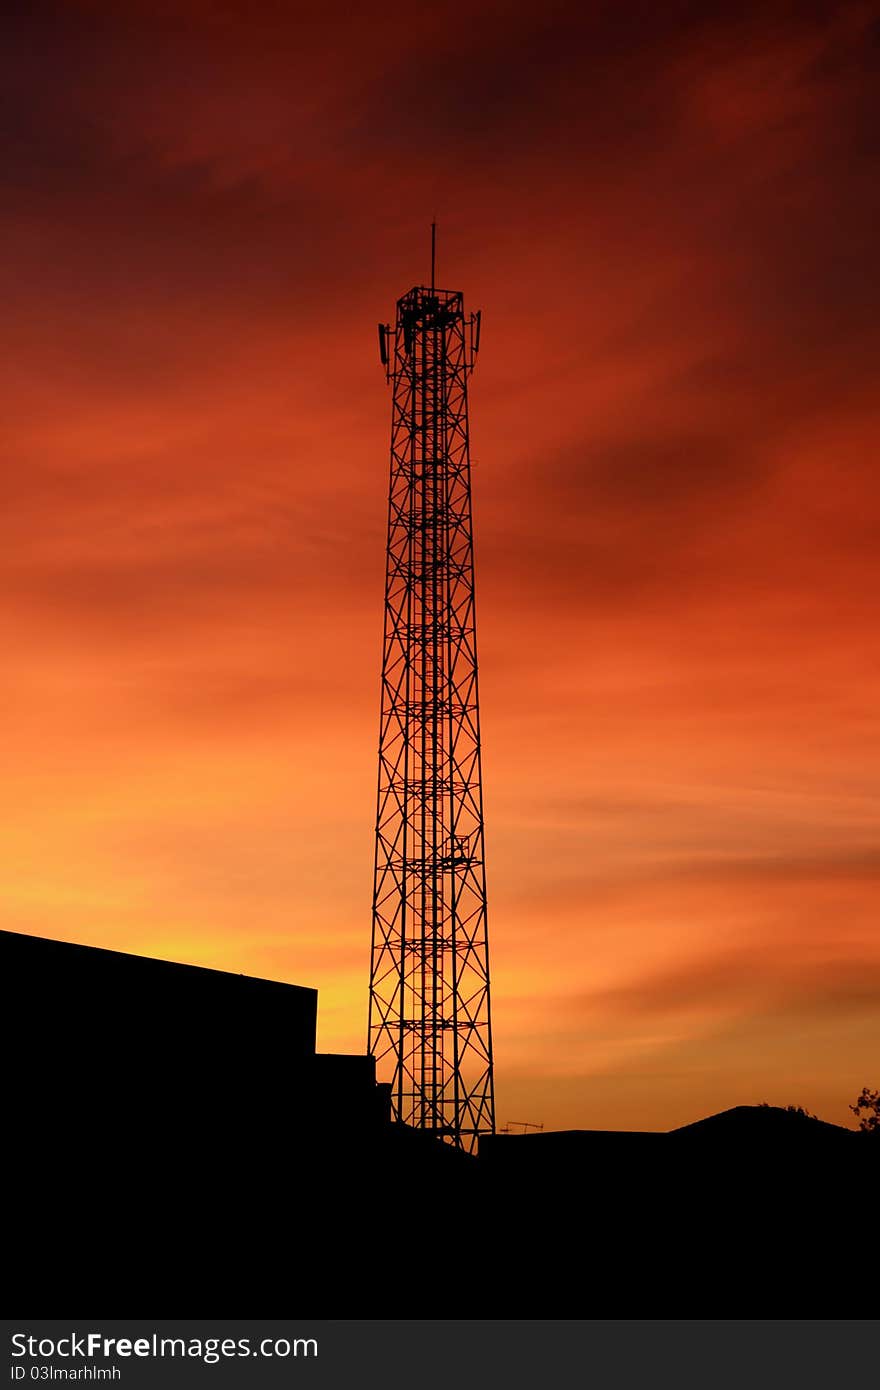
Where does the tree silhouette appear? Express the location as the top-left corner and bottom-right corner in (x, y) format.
(849, 1087), (880, 1133)
(757, 1102), (818, 1119)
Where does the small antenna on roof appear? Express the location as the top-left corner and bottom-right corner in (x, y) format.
(431, 219), (436, 292)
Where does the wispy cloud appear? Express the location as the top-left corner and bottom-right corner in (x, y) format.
(2, 0), (878, 1128)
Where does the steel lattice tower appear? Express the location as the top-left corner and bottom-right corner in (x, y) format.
(368, 253), (495, 1153)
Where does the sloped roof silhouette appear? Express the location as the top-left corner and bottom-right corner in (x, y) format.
(670, 1104), (855, 1144)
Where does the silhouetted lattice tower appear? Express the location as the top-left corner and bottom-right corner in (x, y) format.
(368, 246), (495, 1153)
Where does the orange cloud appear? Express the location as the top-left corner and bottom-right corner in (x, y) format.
(2, 0), (878, 1130)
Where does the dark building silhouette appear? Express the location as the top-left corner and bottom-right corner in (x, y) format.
(5, 928), (873, 1315)
(5, 928), (471, 1311)
(6, 928), (317, 1079)
(3, 927), (386, 1144)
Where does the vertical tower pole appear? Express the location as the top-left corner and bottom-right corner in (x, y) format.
(369, 274), (494, 1153)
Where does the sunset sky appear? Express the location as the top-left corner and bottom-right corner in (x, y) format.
(3, 0), (878, 1131)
